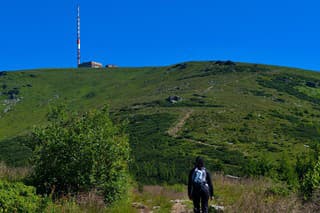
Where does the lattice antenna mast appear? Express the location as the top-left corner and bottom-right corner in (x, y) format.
(77, 5), (81, 67)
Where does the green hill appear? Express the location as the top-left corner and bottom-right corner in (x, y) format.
(1, 61), (320, 184)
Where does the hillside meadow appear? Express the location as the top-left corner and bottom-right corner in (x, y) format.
(1, 61), (320, 211)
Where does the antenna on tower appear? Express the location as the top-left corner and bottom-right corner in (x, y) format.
(77, 5), (81, 67)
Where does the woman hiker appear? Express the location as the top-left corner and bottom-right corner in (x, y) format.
(188, 157), (214, 213)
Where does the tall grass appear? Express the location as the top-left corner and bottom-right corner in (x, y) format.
(132, 184), (188, 212)
(105, 196), (138, 213)
(0, 161), (30, 181)
(212, 173), (319, 212)
(44, 195), (107, 213)
(44, 189), (138, 213)
(44, 199), (82, 213)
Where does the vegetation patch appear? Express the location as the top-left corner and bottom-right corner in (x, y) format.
(29, 106), (130, 204)
(128, 113), (193, 184)
(0, 136), (32, 167)
(84, 91), (96, 99)
(0, 71), (7, 77)
(258, 73), (320, 104)
(296, 86), (320, 99)
(179, 63), (269, 80)
(1, 62), (320, 208)
(0, 179), (44, 213)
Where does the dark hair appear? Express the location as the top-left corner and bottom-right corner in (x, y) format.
(195, 156), (204, 168)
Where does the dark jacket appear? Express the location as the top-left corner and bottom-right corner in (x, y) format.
(188, 167), (214, 198)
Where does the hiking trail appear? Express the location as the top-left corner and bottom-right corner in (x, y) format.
(171, 200), (190, 213)
(167, 109), (193, 137)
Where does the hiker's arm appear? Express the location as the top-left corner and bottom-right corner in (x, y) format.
(206, 171), (214, 198)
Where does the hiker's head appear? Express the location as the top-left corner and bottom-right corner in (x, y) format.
(195, 156), (204, 168)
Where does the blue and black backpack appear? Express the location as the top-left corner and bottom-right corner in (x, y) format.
(192, 167), (209, 195)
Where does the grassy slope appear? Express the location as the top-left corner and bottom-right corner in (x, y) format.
(1, 61), (320, 183)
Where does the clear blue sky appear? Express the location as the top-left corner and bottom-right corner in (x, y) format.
(0, 0), (319, 71)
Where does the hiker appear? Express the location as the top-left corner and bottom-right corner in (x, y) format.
(188, 157), (214, 213)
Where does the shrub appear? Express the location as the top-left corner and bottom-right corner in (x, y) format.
(0, 179), (44, 212)
(296, 153), (314, 182)
(243, 157), (275, 177)
(300, 157), (320, 200)
(276, 155), (298, 187)
(84, 92), (96, 99)
(30, 106), (130, 204)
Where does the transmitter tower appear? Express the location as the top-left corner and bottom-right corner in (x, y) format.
(77, 5), (81, 67)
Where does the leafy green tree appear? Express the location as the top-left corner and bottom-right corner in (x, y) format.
(30, 106), (130, 204)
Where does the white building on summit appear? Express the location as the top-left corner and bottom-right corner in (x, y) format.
(78, 61), (103, 68)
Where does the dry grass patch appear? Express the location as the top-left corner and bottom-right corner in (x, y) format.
(0, 161), (30, 181)
(212, 173), (319, 212)
(132, 184), (189, 212)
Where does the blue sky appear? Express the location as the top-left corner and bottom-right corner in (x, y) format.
(0, 0), (319, 71)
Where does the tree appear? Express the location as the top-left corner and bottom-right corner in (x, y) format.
(30, 106), (130, 204)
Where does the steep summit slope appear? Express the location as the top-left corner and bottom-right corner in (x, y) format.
(1, 61), (320, 183)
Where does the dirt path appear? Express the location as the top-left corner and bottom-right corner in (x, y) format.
(203, 85), (213, 94)
(171, 200), (190, 213)
(171, 203), (186, 213)
(167, 109), (217, 148)
(167, 110), (193, 137)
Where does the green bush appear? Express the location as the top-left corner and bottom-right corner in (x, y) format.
(30, 106), (130, 204)
(0, 179), (44, 212)
(300, 157), (320, 200)
(265, 184), (291, 197)
(243, 157), (275, 177)
(277, 154), (298, 187)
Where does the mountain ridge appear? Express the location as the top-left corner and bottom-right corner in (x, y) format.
(1, 61), (320, 184)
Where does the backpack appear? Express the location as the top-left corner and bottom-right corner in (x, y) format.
(192, 167), (207, 184)
(192, 167), (209, 196)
